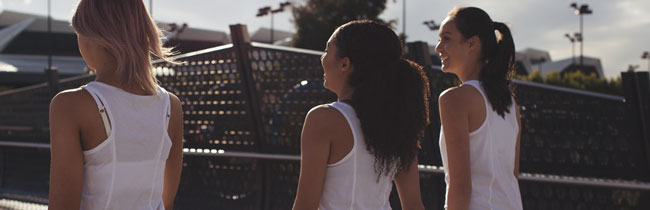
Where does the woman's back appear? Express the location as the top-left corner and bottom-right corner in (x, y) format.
(49, 1), (182, 209)
(439, 80), (522, 210)
(80, 81), (172, 210)
(319, 102), (394, 210)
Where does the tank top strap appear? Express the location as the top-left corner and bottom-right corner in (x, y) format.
(330, 101), (355, 119)
(158, 86), (171, 128)
(82, 82), (112, 137)
(462, 80), (486, 99)
(330, 101), (360, 145)
(463, 80), (490, 114)
(328, 101), (362, 166)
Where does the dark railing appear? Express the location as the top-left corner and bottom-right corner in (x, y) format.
(1, 24), (650, 209)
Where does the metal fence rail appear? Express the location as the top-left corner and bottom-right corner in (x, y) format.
(512, 79), (626, 102)
(2, 141), (650, 191)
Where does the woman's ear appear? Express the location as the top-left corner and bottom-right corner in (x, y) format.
(341, 57), (352, 72)
(467, 35), (481, 52)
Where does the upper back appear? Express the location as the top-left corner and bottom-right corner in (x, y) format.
(81, 81), (171, 160)
(441, 80), (519, 167)
(462, 80), (518, 144)
(78, 81), (172, 210)
(439, 80), (522, 209)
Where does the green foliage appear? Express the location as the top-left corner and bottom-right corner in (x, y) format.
(514, 70), (543, 83)
(291, 0), (388, 51)
(515, 70), (623, 95)
(545, 71), (564, 87)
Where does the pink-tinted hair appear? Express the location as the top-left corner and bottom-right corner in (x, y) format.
(71, 0), (174, 95)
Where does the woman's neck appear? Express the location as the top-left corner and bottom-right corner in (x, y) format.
(94, 66), (149, 95)
(94, 68), (120, 87)
(457, 62), (482, 83)
(337, 86), (354, 102)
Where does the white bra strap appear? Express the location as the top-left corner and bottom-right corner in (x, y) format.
(99, 106), (111, 137)
(83, 86), (112, 136)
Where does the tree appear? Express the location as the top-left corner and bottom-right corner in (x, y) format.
(291, 0), (388, 51)
(514, 70), (543, 83)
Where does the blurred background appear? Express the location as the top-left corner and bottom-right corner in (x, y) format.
(1, 0), (650, 209)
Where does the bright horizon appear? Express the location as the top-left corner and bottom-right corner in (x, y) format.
(1, 0), (649, 78)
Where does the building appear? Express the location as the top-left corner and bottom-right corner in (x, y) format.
(250, 27), (294, 46)
(0, 10), (230, 88)
(424, 45), (604, 78)
(514, 48), (552, 76)
(514, 48), (603, 77)
(159, 23), (230, 53)
(0, 10), (86, 88)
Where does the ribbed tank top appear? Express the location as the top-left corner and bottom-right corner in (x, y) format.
(439, 80), (523, 210)
(318, 102), (394, 210)
(79, 81), (172, 210)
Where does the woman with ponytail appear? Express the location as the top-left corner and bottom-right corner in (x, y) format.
(292, 20), (429, 210)
(49, 0), (182, 209)
(435, 7), (522, 210)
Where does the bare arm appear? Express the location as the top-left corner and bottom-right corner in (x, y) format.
(439, 89), (472, 210)
(163, 93), (184, 209)
(48, 92), (84, 210)
(292, 106), (336, 210)
(394, 157), (425, 210)
(514, 102), (521, 179)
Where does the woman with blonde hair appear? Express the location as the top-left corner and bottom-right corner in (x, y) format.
(48, 0), (183, 209)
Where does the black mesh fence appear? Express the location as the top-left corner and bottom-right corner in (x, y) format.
(515, 80), (650, 181)
(0, 74), (94, 143)
(246, 43), (336, 155)
(156, 45), (258, 152)
(520, 180), (650, 210)
(174, 156), (262, 210)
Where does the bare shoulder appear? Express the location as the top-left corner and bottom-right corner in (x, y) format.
(307, 104), (340, 117)
(167, 92), (182, 113)
(50, 88), (95, 113)
(306, 104), (346, 125)
(439, 85), (481, 108)
(49, 87), (98, 138)
(167, 92), (181, 103)
(303, 104), (348, 137)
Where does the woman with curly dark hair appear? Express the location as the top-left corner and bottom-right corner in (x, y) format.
(436, 7), (523, 210)
(292, 20), (430, 210)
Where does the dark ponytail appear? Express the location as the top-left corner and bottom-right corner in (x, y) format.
(333, 20), (430, 176)
(449, 7), (516, 118)
(482, 21), (515, 117)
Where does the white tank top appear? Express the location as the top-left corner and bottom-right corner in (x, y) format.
(318, 102), (395, 210)
(439, 80), (523, 210)
(79, 81), (172, 210)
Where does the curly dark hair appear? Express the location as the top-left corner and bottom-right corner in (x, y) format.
(448, 7), (516, 118)
(332, 20), (430, 176)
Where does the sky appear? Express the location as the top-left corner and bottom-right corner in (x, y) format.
(0, 0), (649, 78)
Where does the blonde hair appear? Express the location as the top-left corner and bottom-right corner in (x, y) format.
(72, 0), (174, 95)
